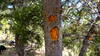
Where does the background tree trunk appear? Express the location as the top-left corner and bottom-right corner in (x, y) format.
(79, 2), (100, 56)
(15, 35), (25, 56)
(43, 0), (62, 56)
(79, 38), (89, 56)
(79, 26), (94, 56)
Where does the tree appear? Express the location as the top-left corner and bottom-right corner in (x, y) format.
(11, 0), (42, 56)
(79, 1), (100, 56)
(43, 0), (62, 56)
(0, 0), (43, 56)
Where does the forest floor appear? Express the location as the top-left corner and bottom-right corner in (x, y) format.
(0, 47), (78, 56)
(0, 43), (79, 56)
(0, 46), (45, 56)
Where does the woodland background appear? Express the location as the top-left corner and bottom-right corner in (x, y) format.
(0, 0), (100, 56)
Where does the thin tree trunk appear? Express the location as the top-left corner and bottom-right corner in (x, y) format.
(15, 34), (25, 56)
(79, 26), (94, 56)
(79, 6), (100, 56)
(43, 0), (62, 56)
(79, 2), (100, 56)
(79, 38), (89, 56)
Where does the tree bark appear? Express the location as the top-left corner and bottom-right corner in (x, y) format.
(43, 0), (62, 56)
(15, 34), (25, 56)
(79, 38), (89, 56)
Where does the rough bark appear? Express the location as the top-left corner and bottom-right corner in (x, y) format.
(43, 0), (62, 56)
(15, 35), (25, 56)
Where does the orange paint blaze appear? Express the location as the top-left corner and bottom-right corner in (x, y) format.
(48, 16), (57, 22)
(50, 27), (58, 41)
(88, 36), (93, 40)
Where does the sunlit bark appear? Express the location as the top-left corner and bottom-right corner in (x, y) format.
(43, 0), (62, 56)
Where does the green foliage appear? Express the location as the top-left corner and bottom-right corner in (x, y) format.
(62, 0), (100, 56)
(10, 2), (43, 45)
(0, 0), (43, 50)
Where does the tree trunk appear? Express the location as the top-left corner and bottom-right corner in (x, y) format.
(79, 2), (100, 55)
(43, 0), (62, 56)
(79, 38), (89, 56)
(79, 27), (94, 56)
(15, 34), (25, 56)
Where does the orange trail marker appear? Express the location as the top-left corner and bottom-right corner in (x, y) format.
(50, 27), (58, 41)
(88, 37), (93, 40)
(48, 16), (57, 22)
